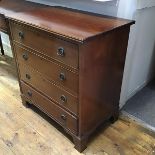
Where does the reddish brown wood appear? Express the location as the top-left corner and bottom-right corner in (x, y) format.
(19, 64), (78, 116)
(14, 44), (79, 94)
(0, 14), (8, 33)
(0, 0), (134, 152)
(0, 0), (134, 42)
(10, 21), (79, 69)
(73, 136), (88, 153)
(21, 81), (78, 135)
(78, 26), (131, 137)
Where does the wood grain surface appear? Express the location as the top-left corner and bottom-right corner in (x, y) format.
(0, 0), (135, 151)
(0, 55), (155, 155)
(0, 0), (134, 42)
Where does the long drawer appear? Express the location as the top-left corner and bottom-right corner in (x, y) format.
(21, 81), (78, 135)
(10, 21), (79, 69)
(14, 44), (78, 94)
(0, 14), (8, 33)
(19, 64), (78, 115)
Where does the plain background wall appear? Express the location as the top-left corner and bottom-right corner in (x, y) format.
(118, 0), (155, 107)
(1, 0), (155, 108)
(127, 8), (155, 96)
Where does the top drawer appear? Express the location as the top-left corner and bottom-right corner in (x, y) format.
(10, 21), (79, 69)
(0, 14), (8, 33)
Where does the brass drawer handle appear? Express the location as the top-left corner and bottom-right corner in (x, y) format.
(22, 53), (28, 60)
(18, 31), (24, 39)
(27, 90), (32, 97)
(59, 73), (66, 81)
(60, 95), (67, 103)
(26, 74), (31, 80)
(61, 114), (67, 121)
(57, 47), (65, 57)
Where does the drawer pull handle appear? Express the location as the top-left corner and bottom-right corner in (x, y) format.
(27, 90), (32, 97)
(22, 53), (28, 60)
(60, 95), (67, 103)
(26, 74), (31, 80)
(59, 73), (66, 81)
(57, 47), (65, 57)
(18, 31), (24, 39)
(61, 114), (67, 121)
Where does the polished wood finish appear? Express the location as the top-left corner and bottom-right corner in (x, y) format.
(0, 0), (134, 152)
(0, 14), (8, 33)
(0, 0), (133, 42)
(0, 13), (8, 55)
(19, 64), (78, 115)
(21, 81), (78, 135)
(14, 44), (79, 94)
(1, 57), (155, 155)
(10, 21), (79, 69)
(78, 26), (130, 137)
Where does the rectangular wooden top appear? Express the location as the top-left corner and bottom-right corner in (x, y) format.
(0, 0), (134, 43)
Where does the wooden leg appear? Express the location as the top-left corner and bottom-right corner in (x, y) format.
(0, 34), (4, 55)
(110, 110), (119, 124)
(73, 136), (88, 153)
(21, 96), (31, 108)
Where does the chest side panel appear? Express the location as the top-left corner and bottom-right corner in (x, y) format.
(78, 26), (131, 136)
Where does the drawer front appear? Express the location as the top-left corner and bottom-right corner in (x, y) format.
(21, 81), (78, 134)
(14, 44), (78, 94)
(10, 21), (79, 69)
(0, 14), (8, 33)
(19, 64), (78, 115)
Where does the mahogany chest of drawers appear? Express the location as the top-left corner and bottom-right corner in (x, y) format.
(0, 0), (134, 152)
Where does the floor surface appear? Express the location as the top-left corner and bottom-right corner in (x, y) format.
(123, 80), (155, 129)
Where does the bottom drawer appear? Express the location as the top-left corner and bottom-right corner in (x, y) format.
(21, 81), (78, 135)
